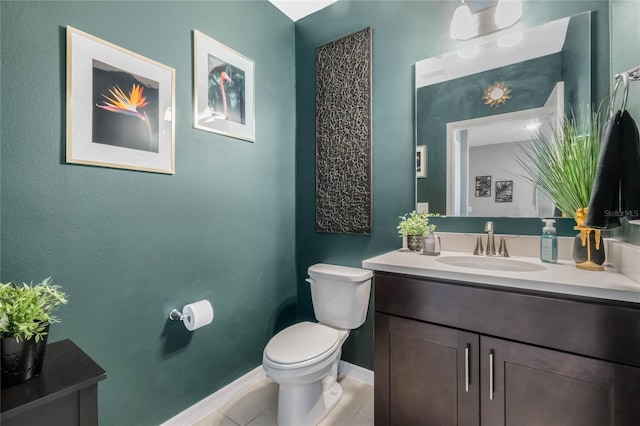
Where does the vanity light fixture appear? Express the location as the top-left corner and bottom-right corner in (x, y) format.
(483, 81), (511, 107)
(450, 0), (523, 41)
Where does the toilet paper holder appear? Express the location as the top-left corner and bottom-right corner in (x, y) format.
(169, 308), (189, 322)
(168, 300), (214, 331)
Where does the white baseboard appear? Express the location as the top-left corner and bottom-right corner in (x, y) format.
(161, 360), (374, 425)
(161, 366), (266, 426)
(338, 360), (374, 387)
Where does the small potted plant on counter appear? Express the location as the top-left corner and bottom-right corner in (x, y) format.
(398, 211), (438, 251)
(0, 277), (67, 387)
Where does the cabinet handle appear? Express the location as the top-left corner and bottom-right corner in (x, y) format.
(465, 345), (470, 392)
(489, 351), (494, 401)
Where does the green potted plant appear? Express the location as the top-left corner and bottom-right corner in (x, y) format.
(515, 105), (606, 269)
(0, 277), (67, 387)
(398, 211), (438, 251)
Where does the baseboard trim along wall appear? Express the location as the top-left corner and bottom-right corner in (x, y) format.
(161, 366), (266, 426)
(161, 361), (374, 425)
(338, 360), (374, 386)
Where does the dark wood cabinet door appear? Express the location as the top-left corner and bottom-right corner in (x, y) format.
(376, 313), (479, 426)
(481, 336), (616, 426)
(374, 273), (640, 425)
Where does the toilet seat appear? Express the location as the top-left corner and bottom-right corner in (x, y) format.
(264, 322), (341, 369)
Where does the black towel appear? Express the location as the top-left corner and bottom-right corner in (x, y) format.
(586, 110), (640, 229)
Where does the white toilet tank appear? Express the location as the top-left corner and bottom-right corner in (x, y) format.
(307, 264), (373, 330)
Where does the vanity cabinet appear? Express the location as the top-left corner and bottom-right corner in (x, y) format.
(374, 271), (640, 426)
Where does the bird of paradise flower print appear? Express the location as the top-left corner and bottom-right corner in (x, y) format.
(96, 84), (150, 121)
(92, 60), (159, 153)
(96, 83), (153, 149)
(96, 84), (153, 149)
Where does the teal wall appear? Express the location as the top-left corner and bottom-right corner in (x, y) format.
(296, 1), (433, 370)
(562, 11), (592, 110)
(295, 0), (612, 371)
(0, 1), (295, 425)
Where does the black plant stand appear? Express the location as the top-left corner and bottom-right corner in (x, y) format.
(1, 339), (107, 426)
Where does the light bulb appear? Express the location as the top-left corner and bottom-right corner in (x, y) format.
(450, 4), (476, 40)
(495, 0), (523, 29)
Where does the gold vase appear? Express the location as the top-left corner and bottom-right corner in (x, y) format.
(573, 208), (604, 271)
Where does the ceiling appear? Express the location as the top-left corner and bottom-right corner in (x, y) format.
(269, 0), (337, 21)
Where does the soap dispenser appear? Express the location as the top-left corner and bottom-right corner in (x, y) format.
(540, 219), (558, 263)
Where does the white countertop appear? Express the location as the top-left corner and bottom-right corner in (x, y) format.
(363, 250), (640, 304)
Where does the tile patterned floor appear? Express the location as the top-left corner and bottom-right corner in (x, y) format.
(194, 375), (374, 426)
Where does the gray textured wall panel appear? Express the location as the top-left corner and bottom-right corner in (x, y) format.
(315, 27), (372, 234)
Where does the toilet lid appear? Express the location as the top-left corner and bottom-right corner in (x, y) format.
(308, 263), (373, 282)
(264, 322), (340, 365)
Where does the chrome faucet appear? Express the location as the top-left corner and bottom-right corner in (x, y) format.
(484, 221), (496, 256)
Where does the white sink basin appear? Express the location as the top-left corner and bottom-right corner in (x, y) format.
(435, 255), (547, 272)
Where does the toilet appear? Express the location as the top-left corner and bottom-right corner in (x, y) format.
(262, 263), (373, 426)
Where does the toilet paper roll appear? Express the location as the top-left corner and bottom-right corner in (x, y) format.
(182, 300), (214, 331)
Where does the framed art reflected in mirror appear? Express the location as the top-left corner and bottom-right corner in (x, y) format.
(475, 176), (491, 197)
(417, 145), (427, 178)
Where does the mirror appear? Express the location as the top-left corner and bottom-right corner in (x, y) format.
(415, 12), (591, 217)
(447, 82), (562, 217)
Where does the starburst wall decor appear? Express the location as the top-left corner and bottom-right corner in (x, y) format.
(483, 81), (511, 107)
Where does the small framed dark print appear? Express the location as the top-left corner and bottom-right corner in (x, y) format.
(495, 180), (513, 203)
(475, 176), (491, 197)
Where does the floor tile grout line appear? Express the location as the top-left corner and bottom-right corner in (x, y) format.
(216, 375), (373, 426)
(221, 411), (241, 426)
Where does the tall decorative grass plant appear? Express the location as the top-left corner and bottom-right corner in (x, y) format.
(515, 106), (605, 217)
